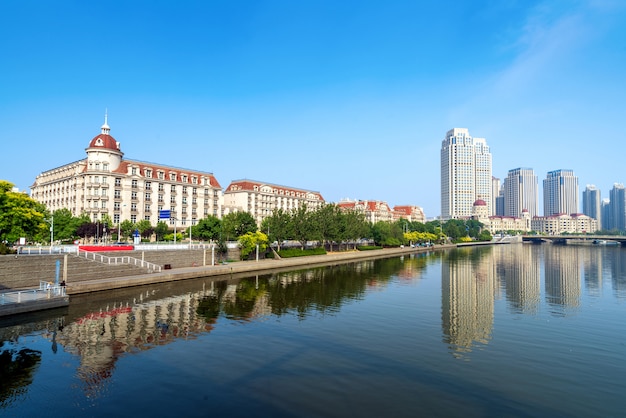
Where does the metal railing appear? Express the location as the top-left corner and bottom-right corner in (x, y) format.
(0, 283), (66, 306)
(77, 249), (162, 273)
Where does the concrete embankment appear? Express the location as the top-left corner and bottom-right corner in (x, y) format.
(65, 246), (453, 295)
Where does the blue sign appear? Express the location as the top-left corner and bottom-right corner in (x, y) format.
(133, 229), (140, 237)
(159, 210), (171, 219)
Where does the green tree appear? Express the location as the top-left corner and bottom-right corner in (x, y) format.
(135, 219), (154, 240)
(0, 180), (48, 244)
(371, 221), (403, 247)
(291, 204), (316, 249)
(339, 209), (370, 249)
(155, 221), (169, 241)
(120, 220), (135, 241)
(238, 231), (269, 260)
(222, 211), (257, 241)
(260, 208), (293, 251)
(193, 215), (222, 241)
(50, 208), (80, 242)
(314, 204), (342, 251)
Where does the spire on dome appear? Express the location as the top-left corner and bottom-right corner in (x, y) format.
(101, 109), (110, 135)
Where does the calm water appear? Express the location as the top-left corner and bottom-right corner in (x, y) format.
(1, 244), (625, 417)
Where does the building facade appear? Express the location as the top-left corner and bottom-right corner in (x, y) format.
(582, 185), (602, 227)
(531, 214), (598, 235)
(543, 169), (579, 216)
(223, 179), (325, 225)
(30, 117), (223, 231)
(440, 128), (492, 219)
(608, 183), (626, 231)
(504, 168), (538, 218)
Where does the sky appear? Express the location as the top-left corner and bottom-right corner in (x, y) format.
(1, 0), (625, 218)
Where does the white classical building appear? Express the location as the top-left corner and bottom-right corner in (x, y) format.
(30, 116), (223, 230)
(222, 179), (325, 225)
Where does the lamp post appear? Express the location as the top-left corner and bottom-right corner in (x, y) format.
(48, 215), (54, 245)
(117, 204), (126, 242)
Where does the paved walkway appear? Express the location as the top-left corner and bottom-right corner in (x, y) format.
(65, 246), (449, 295)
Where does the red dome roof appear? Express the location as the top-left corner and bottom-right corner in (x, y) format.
(473, 199), (487, 206)
(88, 134), (121, 151)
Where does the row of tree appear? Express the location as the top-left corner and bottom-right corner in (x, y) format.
(1, 180), (493, 249)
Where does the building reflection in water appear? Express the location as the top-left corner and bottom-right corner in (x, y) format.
(43, 256), (431, 399)
(494, 244), (541, 315)
(441, 247), (495, 356)
(543, 245), (581, 315)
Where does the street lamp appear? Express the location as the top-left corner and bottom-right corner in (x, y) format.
(117, 204), (126, 242)
(47, 215), (54, 245)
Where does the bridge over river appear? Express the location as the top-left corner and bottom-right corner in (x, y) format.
(522, 235), (626, 246)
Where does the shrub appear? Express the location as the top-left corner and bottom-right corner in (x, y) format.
(357, 245), (382, 251)
(277, 248), (326, 258)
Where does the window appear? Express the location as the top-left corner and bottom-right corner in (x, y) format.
(182, 197), (187, 204)
(145, 204), (151, 212)
(115, 178), (121, 187)
(158, 171), (164, 180)
(102, 176), (107, 184)
(170, 196), (176, 203)
(182, 186), (187, 194)
(158, 183), (164, 191)
(101, 201), (107, 209)
(145, 181), (151, 190)
(131, 215), (137, 223)
(114, 214), (120, 223)
(95, 163), (100, 171)
(103, 163), (109, 171)
(132, 167), (137, 175)
(144, 215), (151, 221)
(131, 192), (137, 200)
(170, 173), (176, 181)
(145, 169), (152, 178)
(158, 194), (164, 202)
(132, 179), (138, 188)
(114, 202), (120, 210)
(192, 177), (197, 184)
(114, 190), (121, 199)
(131, 203), (137, 211)
(171, 185), (176, 193)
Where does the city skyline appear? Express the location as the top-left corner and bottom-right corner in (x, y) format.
(2, 1), (626, 218)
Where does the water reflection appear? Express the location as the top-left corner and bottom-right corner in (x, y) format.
(2, 245), (626, 412)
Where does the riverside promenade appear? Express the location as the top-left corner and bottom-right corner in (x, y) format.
(65, 245), (452, 295)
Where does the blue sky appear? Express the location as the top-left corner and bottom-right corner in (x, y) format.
(1, 0), (625, 218)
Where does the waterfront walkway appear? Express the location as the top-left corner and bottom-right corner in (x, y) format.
(64, 246), (448, 295)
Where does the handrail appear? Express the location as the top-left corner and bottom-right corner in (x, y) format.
(76, 249), (162, 273)
(1, 284), (66, 305)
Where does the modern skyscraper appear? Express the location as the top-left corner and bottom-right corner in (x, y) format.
(608, 183), (626, 231)
(582, 185), (602, 227)
(492, 176), (501, 216)
(504, 168), (539, 218)
(440, 128), (492, 219)
(543, 169), (579, 216)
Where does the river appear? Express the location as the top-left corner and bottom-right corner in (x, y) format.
(1, 243), (625, 417)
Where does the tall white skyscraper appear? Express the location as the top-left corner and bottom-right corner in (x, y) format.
(582, 185), (602, 227)
(543, 169), (579, 216)
(441, 128), (492, 219)
(504, 168), (539, 218)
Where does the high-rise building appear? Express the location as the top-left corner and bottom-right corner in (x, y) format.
(601, 198), (611, 231)
(582, 185), (602, 227)
(440, 128), (492, 219)
(504, 168), (539, 218)
(543, 169), (578, 216)
(608, 183), (626, 231)
(492, 176), (501, 216)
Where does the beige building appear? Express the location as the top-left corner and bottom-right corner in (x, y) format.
(531, 213), (598, 235)
(393, 205), (426, 223)
(472, 199), (532, 233)
(30, 116), (223, 231)
(222, 179), (325, 225)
